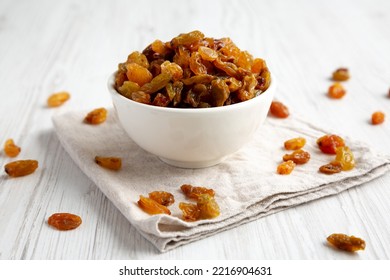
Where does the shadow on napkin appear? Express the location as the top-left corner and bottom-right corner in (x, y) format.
(52, 109), (390, 252)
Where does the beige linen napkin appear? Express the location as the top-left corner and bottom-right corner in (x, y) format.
(52, 109), (390, 252)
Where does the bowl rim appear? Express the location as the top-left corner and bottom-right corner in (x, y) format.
(108, 72), (275, 114)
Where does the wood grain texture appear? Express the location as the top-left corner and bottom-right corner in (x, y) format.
(0, 0), (389, 259)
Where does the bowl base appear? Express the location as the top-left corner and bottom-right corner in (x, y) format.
(158, 157), (225, 169)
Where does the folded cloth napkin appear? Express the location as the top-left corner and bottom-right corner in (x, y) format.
(52, 109), (390, 252)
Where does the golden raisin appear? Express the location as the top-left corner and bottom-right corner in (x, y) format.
(149, 191), (175, 206)
(198, 46), (218, 61)
(151, 40), (170, 55)
(317, 134), (345, 154)
(180, 184), (215, 199)
(283, 149), (311, 164)
(95, 156), (122, 170)
(138, 195), (171, 215)
(332, 68), (350, 81)
(284, 137), (306, 150)
(179, 202), (201, 222)
(328, 83), (346, 99)
(327, 233), (365, 252)
(251, 58), (266, 74)
(334, 146), (355, 171)
(4, 160), (38, 177)
(319, 162), (342, 174)
(126, 63), (153, 86)
(47, 91), (70, 107)
(84, 108), (107, 125)
(270, 101), (289, 118)
(152, 93), (170, 107)
(48, 213), (82, 231)
(4, 139), (21, 157)
(277, 160), (295, 175)
(371, 111), (385, 125)
(197, 194), (220, 219)
(160, 61), (183, 81)
(126, 51), (149, 68)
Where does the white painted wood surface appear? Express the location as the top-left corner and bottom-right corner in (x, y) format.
(0, 0), (389, 259)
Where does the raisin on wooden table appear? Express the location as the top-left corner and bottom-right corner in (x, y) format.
(4, 160), (38, 177)
(270, 101), (289, 118)
(48, 213), (82, 231)
(332, 68), (350, 81)
(47, 91), (70, 107)
(328, 83), (346, 99)
(4, 139), (21, 157)
(371, 111), (385, 125)
(327, 233), (365, 252)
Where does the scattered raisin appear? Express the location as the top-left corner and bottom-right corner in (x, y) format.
(138, 195), (171, 215)
(179, 202), (201, 222)
(332, 68), (350, 81)
(327, 233), (365, 252)
(371, 111), (385, 125)
(317, 134), (345, 154)
(48, 213), (82, 231)
(4, 139), (21, 157)
(4, 160), (38, 177)
(284, 137), (306, 150)
(47, 91), (70, 107)
(270, 101), (289, 118)
(95, 156), (122, 170)
(149, 191), (175, 206)
(84, 108), (107, 125)
(319, 162), (342, 174)
(277, 160), (296, 175)
(283, 149), (311, 164)
(180, 184), (215, 199)
(197, 194), (220, 219)
(328, 83), (346, 99)
(334, 146), (355, 171)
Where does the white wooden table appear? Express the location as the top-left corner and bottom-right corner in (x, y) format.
(0, 0), (389, 260)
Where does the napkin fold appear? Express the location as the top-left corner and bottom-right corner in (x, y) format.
(52, 109), (390, 252)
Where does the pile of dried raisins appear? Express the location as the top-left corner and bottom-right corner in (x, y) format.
(114, 30), (271, 108)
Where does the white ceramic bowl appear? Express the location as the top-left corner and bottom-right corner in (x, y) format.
(108, 73), (275, 168)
